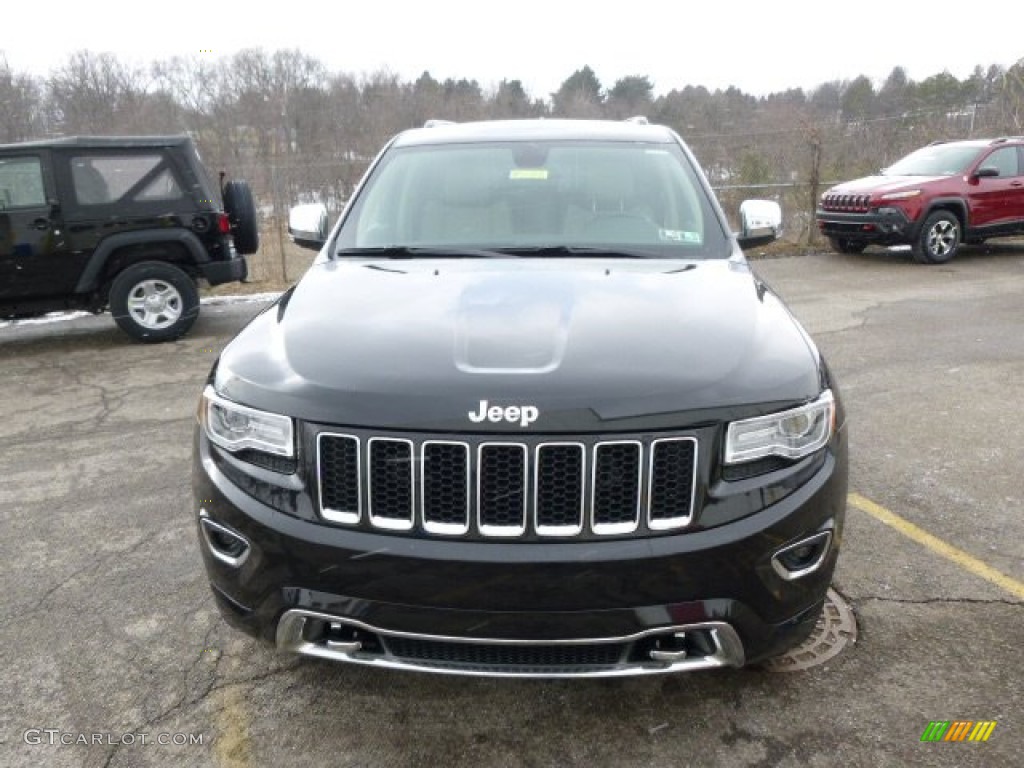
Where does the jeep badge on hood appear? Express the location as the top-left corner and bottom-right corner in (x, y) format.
(468, 400), (539, 427)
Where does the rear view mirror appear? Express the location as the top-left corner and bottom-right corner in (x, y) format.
(737, 199), (782, 249)
(973, 166), (999, 179)
(288, 203), (329, 251)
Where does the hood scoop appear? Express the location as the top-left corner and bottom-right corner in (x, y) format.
(455, 275), (572, 374)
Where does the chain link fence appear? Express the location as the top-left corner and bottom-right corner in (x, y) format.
(223, 101), (1022, 286)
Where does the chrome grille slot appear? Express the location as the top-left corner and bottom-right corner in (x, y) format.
(421, 441), (470, 535)
(367, 438), (414, 530)
(316, 431), (698, 538)
(535, 443), (585, 536)
(318, 433), (361, 524)
(648, 438), (697, 529)
(592, 441), (642, 534)
(477, 443), (528, 536)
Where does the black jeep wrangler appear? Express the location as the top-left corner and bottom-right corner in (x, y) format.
(0, 136), (256, 341)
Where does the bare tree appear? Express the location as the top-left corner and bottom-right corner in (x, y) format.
(46, 51), (148, 134)
(0, 54), (43, 141)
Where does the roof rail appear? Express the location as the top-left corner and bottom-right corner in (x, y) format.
(991, 136), (1024, 144)
(423, 119), (455, 129)
(927, 139), (951, 146)
(624, 115), (649, 125)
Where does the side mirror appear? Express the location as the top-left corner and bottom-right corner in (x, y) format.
(736, 199), (782, 249)
(973, 166), (999, 179)
(288, 203), (329, 251)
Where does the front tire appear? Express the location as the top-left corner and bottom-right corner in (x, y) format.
(913, 211), (961, 264)
(109, 261), (199, 343)
(828, 237), (867, 254)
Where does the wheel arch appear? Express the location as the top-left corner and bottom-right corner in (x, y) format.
(922, 198), (968, 231)
(74, 229), (210, 295)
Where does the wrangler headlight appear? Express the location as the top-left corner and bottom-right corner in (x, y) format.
(725, 390), (835, 464)
(200, 386), (294, 457)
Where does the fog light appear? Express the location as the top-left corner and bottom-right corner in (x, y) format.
(771, 530), (832, 581)
(199, 512), (251, 567)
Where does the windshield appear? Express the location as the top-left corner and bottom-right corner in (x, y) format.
(334, 140), (729, 258)
(884, 144), (981, 176)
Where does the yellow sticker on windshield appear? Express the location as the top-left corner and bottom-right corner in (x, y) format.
(509, 168), (549, 180)
(660, 229), (702, 243)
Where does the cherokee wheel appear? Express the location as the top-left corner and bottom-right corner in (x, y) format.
(914, 211), (961, 264)
(110, 261), (199, 342)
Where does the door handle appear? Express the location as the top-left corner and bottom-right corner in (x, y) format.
(32, 217), (51, 230)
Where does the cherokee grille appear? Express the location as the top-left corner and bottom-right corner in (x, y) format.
(316, 432), (698, 539)
(821, 193), (871, 212)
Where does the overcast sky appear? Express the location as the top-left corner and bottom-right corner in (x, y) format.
(2, 1), (1020, 98)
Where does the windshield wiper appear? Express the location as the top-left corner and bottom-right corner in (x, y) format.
(495, 245), (659, 258)
(335, 246), (516, 259)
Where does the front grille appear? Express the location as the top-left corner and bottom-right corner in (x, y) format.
(317, 432), (698, 539)
(383, 637), (626, 670)
(821, 193), (871, 212)
(819, 221), (865, 235)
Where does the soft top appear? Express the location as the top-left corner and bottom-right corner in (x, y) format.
(0, 135), (194, 151)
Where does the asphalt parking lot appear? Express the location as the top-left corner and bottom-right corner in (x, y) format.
(1, 245), (1021, 768)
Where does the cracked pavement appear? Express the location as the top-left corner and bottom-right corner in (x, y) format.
(1, 246), (1022, 767)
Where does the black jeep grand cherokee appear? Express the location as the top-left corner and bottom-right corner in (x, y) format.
(194, 119), (848, 677)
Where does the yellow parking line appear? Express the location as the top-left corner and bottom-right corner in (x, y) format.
(848, 493), (1024, 600)
(214, 686), (252, 768)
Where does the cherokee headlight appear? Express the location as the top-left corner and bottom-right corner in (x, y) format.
(879, 189), (921, 201)
(725, 390), (835, 464)
(199, 386), (294, 457)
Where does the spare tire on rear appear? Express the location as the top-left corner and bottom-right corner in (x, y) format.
(223, 179), (260, 255)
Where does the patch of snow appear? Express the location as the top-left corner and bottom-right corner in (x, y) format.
(201, 292), (283, 306)
(2, 294), (281, 329)
(2, 310), (93, 327)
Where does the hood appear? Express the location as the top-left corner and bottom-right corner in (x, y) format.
(215, 258), (823, 432)
(826, 174), (945, 196)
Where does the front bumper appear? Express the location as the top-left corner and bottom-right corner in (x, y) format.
(193, 429), (847, 677)
(816, 207), (917, 244)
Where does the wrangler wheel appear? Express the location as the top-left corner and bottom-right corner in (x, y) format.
(109, 261), (199, 342)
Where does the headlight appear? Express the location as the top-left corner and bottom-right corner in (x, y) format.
(879, 189), (921, 201)
(725, 390), (834, 464)
(200, 386), (294, 457)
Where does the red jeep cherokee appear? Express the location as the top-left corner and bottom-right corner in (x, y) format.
(816, 137), (1024, 263)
